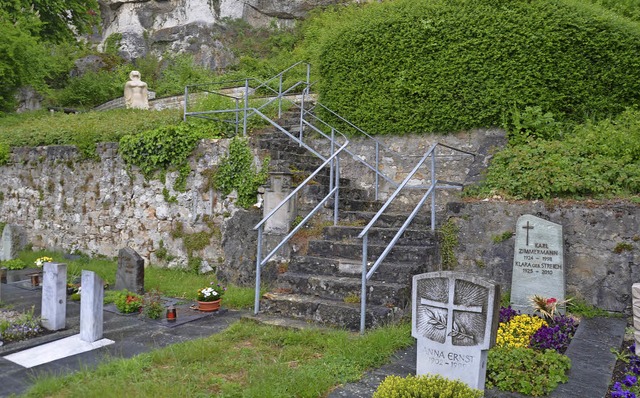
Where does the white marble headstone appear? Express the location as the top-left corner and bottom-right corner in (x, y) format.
(412, 271), (500, 390)
(80, 270), (104, 343)
(632, 284), (640, 355)
(41, 262), (67, 331)
(511, 215), (565, 314)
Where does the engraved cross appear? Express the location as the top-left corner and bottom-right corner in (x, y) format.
(522, 221), (534, 246)
(420, 280), (483, 345)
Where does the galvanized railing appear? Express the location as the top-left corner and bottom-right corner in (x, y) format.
(357, 143), (476, 333)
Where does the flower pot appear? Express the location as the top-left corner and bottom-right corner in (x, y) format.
(197, 299), (221, 312)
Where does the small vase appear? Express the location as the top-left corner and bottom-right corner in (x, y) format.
(197, 299), (221, 312)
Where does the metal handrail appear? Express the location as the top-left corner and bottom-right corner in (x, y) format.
(357, 143), (476, 333)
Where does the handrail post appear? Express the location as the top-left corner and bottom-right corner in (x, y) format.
(330, 128), (335, 192)
(243, 79), (249, 136)
(306, 63), (310, 86)
(299, 87), (305, 145)
(431, 147), (437, 231)
(278, 75), (283, 119)
(334, 156), (340, 226)
(375, 141), (380, 201)
(234, 98), (240, 136)
(254, 226), (263, 314)
(183, 86), (188, 122)
(360, 234), (368, 334)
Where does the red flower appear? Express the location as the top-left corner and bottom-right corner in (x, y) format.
(546, 298), (557, 305)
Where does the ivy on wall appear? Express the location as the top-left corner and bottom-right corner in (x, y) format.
(209, 136), (269, 209)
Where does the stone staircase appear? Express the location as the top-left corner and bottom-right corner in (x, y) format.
(254, 112), (439, 330)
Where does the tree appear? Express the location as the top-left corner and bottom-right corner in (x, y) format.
(3, 0), (100, 43)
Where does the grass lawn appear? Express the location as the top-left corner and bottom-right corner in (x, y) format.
(3, 251), (413, 397)
(21, 320), (412, 397)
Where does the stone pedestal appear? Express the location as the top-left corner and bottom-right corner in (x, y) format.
(41, 263), (67, 331)
(80, 270), (104, 343)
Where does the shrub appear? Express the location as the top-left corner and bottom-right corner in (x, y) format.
(487, 347), (571, 396)
(113, 290), (143, 314)
(474, 108), (640, 199)
(373, 374), (483, 398)
(313, 0), (640, 134)
(1, 259), (26, 270)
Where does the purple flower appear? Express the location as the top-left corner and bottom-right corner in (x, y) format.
(499, 306), (519, 324)
(624, 375), (638, 387)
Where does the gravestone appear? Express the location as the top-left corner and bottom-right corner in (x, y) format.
(41, 262), (67, 331)
(412, 271), (500, 390)
(80, 270), (104, 342)
(633, 284), (640, 355)
(511, 214), (565, 314)
(115, 247), (145, 295)
(0, 224), (25, 261)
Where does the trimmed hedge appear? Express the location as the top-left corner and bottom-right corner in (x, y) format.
(316, 0), (640, 134)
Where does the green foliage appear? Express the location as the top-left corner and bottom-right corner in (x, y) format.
(566, 296), (616, 318)
(153, 54), (215, 97)
(487, 347), (571, 396)
(492, 231), (514, 244)
(614, 242), (634, 253)
(0, 142), (9, 166)
(474, 108), (640, 199)
(3, 0), (99, 43)
(438, 219), (459, 270)
(311, 0), (640, 134)
(374, 374), (483, 398)
(212, 136), (269, 208)
(1, 259), (26, 270)
(104, 34), (123, 56)
(0, 108), (182, 159)
(143, 289), (164, 319)
(53, 69), (127, 109)
(119, 123), (221, 193)
(113, 290), (143, 314)
(506, 106), (563, 146)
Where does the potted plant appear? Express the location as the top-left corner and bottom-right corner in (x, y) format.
(196, 282), (226, 312)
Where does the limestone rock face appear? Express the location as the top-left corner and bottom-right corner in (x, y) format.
(96, 0), (344, 68)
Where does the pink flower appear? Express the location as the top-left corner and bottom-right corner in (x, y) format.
(546, 298), (557, 305)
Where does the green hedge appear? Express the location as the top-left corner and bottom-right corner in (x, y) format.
(472, 108), (640, 199)
(373, 374), (483, 398)
(315, 0), (640, 134)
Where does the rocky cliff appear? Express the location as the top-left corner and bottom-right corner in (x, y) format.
(97, 0), (342, 69)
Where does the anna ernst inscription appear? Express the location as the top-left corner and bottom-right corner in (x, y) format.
(511, 215), (565, 314)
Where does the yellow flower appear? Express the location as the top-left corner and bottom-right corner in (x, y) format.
(496, 314), (547, 348)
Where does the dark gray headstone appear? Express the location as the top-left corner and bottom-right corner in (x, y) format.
(511, 215), (565, 314)
(80, 270), (104, 342)
(115, 247), (145, 295)
(412, 271), (500, 390)
(41, 263), (67, 331)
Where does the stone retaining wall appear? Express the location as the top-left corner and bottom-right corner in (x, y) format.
(446, 200), (640, 313)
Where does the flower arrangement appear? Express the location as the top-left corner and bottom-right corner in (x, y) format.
(496, 314), (548, 348)
(529, 314), (578, 353)
(34, 257), (53, 268)
(529, 295), (571, 321)
(197, 282), (226, 302)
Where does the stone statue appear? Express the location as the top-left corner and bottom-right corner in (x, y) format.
(124, 70), (149, 110)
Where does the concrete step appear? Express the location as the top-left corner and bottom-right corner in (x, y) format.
(287, 255), (430, 284)
(341, 210), (433, 229)
(322, 225), (436, 246)
(259, 292), (404, 330)
(307, 240), (435, 264)
(275, 272), (410, 307)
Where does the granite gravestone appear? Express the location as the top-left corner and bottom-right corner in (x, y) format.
(41, 262), (67, 331)
(115, 247), (144, 295)
(80, 270), (104, 342)
(412, 271), (500, 390)
(633, 284), (640, 355)
(0, 224), (25, 261)
(511, 215), (565, 314)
